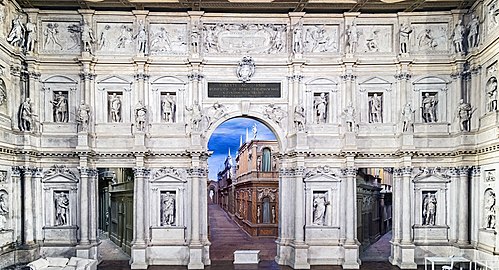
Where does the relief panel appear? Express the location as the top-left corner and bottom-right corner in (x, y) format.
(149, 23), (188, 55)
(96, 22), (134, 54)
(411, 23), (449, 53)
(356, 24), (393, 53)
(41, 21), (81, 53)
(303, 24), (339, 53)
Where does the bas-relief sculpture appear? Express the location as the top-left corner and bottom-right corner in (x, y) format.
(149, 24), (187, 55)
(357, 25), (393, 53)
(202, 23), (287, 54)
(54, 191), (69, 226)
(190, 24), (200, 54)
(263, 104), (286, 127)
(401, 103), (415, 132)
(421, 92), (438, 123)
(77, 100), (90, 131)
(6, 14), (24, 47)
(314, 93), (328, 124)
(456, 99), (476, 132)
(186, 101), (202, 132)
(205, 102), (227, 128)
(368, 93), (383, 123)
(486, 170), (496, 182)
(42, 22), (81, 52)
(161, 93), (176, 123)
(303, 24), (338, 53)
(161, 191), (175, 226)
(135, 100), (147, 132)
(109, 93), (122, 123)
(399, 22), (413, 54)
(487, 1), (499, 32)
(487, 77), (498, 112)
(451, 20), (465, 53)
(96, 23), (134, 53)
(342, 103), (356, 132)
(484, 189), (496, 229)
(50, 91), (68, 123)
(413, 23), (448, 52)
(294, 104), (306, 131)
(312, 192), (329, 226)
(422, 191), (437, 226)
(18, 98), (36, 132)
(0, 190), (8, 231)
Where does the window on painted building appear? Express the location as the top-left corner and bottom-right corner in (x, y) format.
(262, 148), (271, 172)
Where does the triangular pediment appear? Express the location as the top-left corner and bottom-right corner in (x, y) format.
(152, 76), (185, 85)
(97, 75), (131, 85)
(359, 76), (391, 85)
(151, 168), (187, 183)
(413, 173), (450, 183)
(43, 174), (78, 183)
(43, 75), (78, 84)
(304, 173), (341, 182)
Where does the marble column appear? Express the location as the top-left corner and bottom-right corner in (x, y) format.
(11, 167), (22, 243)
(78, 167), (90, 246)
(291, 166), (310, 269)
(389, 169), (402, 264)
(469, 65), (482, 131)
(276, 167), (295, 266)
(188, 167), (204, 269)
(343, 167), (360, 269)
(449, 168), (459, 242)
(457, 166), (470, 245)
(470, 166), (480, 247)
(23, 167), (35, 244)
(89, 169), (98, 244)
(131, 167), (148, 269)
(33, 168), (43, 242)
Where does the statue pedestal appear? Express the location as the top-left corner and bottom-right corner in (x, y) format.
(343, 132), (357, 149)
(134, 132), (146, 149)
(296, 131), (308, 149)
(400, 133), (415, 150)
(77, 132), (89, 148)
(190, 131), (202, 147)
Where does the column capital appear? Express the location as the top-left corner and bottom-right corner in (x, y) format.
(341, 74), (356, 82)
(471, 166), (481, 176)
(288, 74), (303, 82)
(188, 167), (207, 177)
(341, 167), (357, 177)
(188, 72), (204, 81)
(79, 72), (95, 81)
(458, 166), (470, 176)
(133, 167), (151, 177)
(134, 73), (150, 81)
(470, 65), (482, 75)
(11, 166), (22, 177)
(394, 72), (411, 81)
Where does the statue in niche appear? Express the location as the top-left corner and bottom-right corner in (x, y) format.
(134, 20), (148, 54)
(368, 93), (382, 123)
(55, 192), (69, 226)
(314, 93), (328, 124)
(186, 101), (202, 131)
(205, 102), (227, 128)
(237, 56), (255, 83)
(257, 156), (262, 171)
(342, 102), (356, 132)
(421, 93), (438, 123)
(135, 100), (147, 132)
(345, 21), (359, 54)
(292, 22), (303, 54)
(484, 189), (496, 229)
(81, 21), (95, 54)
(7, 14), (25, 47)
(294, 104), (306, 131)
(116, 25), (133, 49)
(313, 193), (329, 226)
(50, 91), (68, 123)
(399, 22), (413, 54)
(422, 192), (437, 226)
(418, 29), (438, 50)
(77, 100), (90, 131)
(451, 20), (465, 53)
(25, 18), (37, 52)
(487, 77), (498, 112)
(401, 103), (415, 132)
(109, 93), (122, 123)
(190, 26), (200, 54)
(98, 24), (110, 50)
(150, 27), (172, 52)
(161, 192), (175, 226)
(467, 14), (480, 49)
(44, 23), (63, 50)
(162, 93), (175, 123)
(18, 98), (36, 132)
(456, 99), (476, 132)
(0, 191), (8, 231)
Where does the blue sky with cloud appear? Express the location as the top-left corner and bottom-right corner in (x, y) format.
(207, 117), (277, 180)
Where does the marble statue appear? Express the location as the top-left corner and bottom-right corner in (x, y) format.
(342, 103), (356, 132)
(271, 205), (276, 223)
(484, 189), (496, 229)
(487, 77), (498, 112)
(81, 21), (95, 54)
(25, 18), (37, 52)
(7, 14), (25, 47)
(77, 100), (90, 131)
(313, 193), (329, 226)
(209, 189), (214, 202)
(50, 91), (68, 123)
(294, 104), (306, 131)
(467, 14), (480, 48)
(451, 20), (465, 53)
(257, 156), (262, 171)
(369, 93), (382, 123)
(422, 192), (437, 226)
(161, 192), (175, 226)
(186, 101), (202, 131)
(19, 98), (36, 132)
(418, 29), (438, 50)
(109, 93), (122, 123)
(346, 21), (358, 54)
(0, 191), (8, 231)
(456, 99), (475, 132)
(314, 93), (328, 124)
(257, 205), (261, 223)
(401, 103), (415, 132)
(422, 93), (438, 123)
(55, 192), (69, 226)
(190, 26), (200, 54)
(134, 20), (148, 54)
(135, 100), (147, 132)
(252, 123), (258, 139)
(292, 22), (303, 54)
(44, 23), (63, 50)
(237, 56), (255, 83)
(399, 23), (413, 54)
(162, 93), (175, 123)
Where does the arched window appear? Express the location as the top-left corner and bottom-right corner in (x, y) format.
(262, 197), (271, 223)
(262, 148), (271, 172)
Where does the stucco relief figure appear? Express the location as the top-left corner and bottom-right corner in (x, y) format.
(109, 93), (122, 123)
(0, 191), (9, 231)
(451, 20), (465, 53)
(401, 103), (415, 132)
(263, 104), (286, 127)
(66, 24), (81, 50)
(369, 94), (382, 123)
(134, 20), (148, 54)
(50, 91), (68, 123)
(162, 93), (175, 123)
(467, 14), (480, 48)
(205, 102), (227, 128)
(399, 23), (413, 54)
(346, 21), (358, 54)
(418, 29), (438, 50)
(456, 99), (475, 132)
(237, 56), (255, 83)
(117, 25), (133, 49)
(151, 27), (171, 52)
(487, 77), (498, 112)
(161, 192), (175, 226)
(44, 23), (63, 50)
(77, 100), (90, 131)
(7, 15), (25, 47)
(98, 25), (110, 50)
(292, 22), (303, 54)
(365, 30), (380, 52)
(19, 98), (36, 132)
(486, 171), (496, 182)
(294, 104), (306, 131)
(313, 193), (329, 226)
(135, 100), (147, 132)
(342, 103), (356, 132)
(422, 192), (437, 226)
(25, 19), (37, 52)
(484, 189), (496, 229)
(308, 25), (335, 52)
(314, 93), (328, 124)
(203, 25), (219, 53)
(421, 93), (438, 123)
(186, 101), (202, 131)
(55, 192), (69, 226)
(81, 22), (95, 54)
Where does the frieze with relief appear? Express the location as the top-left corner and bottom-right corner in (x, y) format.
(356, 25), (393, 53)
(41, 21), (81, 53)
(202, 23), (287, 54)
(302, 24), (339, 53)
(487, 0), (499, 33)
(411, 23), (449, 53)
(149, 23), (188, 55)
(96, 23), (134, 54)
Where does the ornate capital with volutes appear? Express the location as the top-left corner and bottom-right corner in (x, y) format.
(78, 167), (91, 177)
(11, 166), (22, 177)
(394, 72), (411, 81)
(401, 166), (413, 176)
(288, 74), (303, 83)
(341, 167), (357, 177)
(133, 167), (151, 177)
(471, 166), (481, 176)
(134, 73), (150, 81)
(458, 166), (470, 176)
(188, 72), (204, 81)
(341, 74), (356, 82)
(79, 72), (95, 81)
(188, 167), (208, 177)
(279, 167), (296, 177)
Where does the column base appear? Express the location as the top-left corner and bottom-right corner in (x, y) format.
(342, 243), (360, 269)
(188, 245), (205, 269)
(130, 245), (148, 269)
(289, 242), (310, 269)
(76, 242), (99, 260)
(391, 242), (417, 269)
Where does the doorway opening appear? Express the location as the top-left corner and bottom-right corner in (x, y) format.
(207, 117), (279, 261)
(357, 168), (393, 262)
